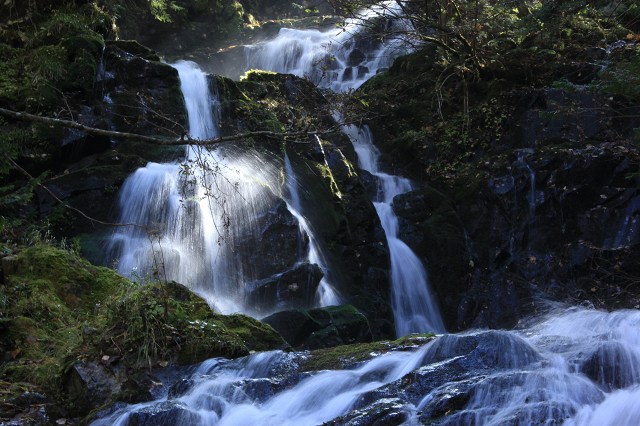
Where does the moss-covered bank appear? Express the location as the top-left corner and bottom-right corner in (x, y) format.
(0, 244), (286, 421)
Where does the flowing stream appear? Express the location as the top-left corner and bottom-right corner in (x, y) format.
(99, 4), (640, 425)
(340, 123), (445, 335)
(93, 307), (640, 425)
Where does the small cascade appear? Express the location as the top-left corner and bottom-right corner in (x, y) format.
(173, 60), (218, 140)
(283, 153), (341, 306)
(604, 195), (640, 249)
(93, 308), (640, 425)
(93, 341), (431, 426)
(245, 0), (412, 91)
(340, 122), (445, 335)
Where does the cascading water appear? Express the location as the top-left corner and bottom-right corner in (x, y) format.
(93, 307), (640, 425)
(108, 60), (331, 315)
(341, 123), (445, 335)
(283, 152), (341, 306)
(248, 2), (444, 333)
(97, 4), (640, 426)
(245, 0), (412, 91)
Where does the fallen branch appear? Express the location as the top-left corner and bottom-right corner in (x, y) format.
(9, 159), (150, 230)
(0, 107), (316, 146)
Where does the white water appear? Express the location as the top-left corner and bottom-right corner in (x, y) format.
(341, 123), (445, 335)
(109, 61), (329, 315)
(284, 152), (341, 306)
(429, 308), (640, 425)
(93, 308), (640, 425)
(245, 0), (412, 91)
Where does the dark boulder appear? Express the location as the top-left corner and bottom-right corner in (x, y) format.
(262, 305), (373, 349)
(325, 398), (414, 426)
(579, 341), (640, 391)
(245, 263), (323, 314)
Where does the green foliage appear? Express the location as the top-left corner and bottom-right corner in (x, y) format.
(599, 50), (640, 100)
(28, 6), (109, 48)
(148, 0), (185, 22)
(0, 244), (286, 406)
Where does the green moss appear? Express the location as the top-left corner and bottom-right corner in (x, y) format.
(12, 244), (128, 313)
(0, 248), (100, 396)
(240, 69), (278, 81)
(0, 244), (286, 410)
(301, 334), (434, 372)
(221, 314), (288, 352)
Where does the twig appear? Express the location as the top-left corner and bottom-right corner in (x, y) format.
(8, 159), (149, 230)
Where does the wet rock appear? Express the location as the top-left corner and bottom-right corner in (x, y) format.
(262, 305), (373, 349)
(347, 48), (366, 67)
(520, 88), (612, 147)
(123, 401), (200, 425)
(584, 47), (607, 61)
(0, 392), (55, 425)
(253, 200), (309, 279)
(326, 398), (414, 426)
(342, 66), (353, 81)
(100, 40), (185, 138)
(245, 262), (323, 314)
(579, 341), (640, 391)
(64, 361), (123, 414)
(357, 66), (370, 79)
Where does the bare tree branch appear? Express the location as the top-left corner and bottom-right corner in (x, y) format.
(8, 158), (150, 230)
(0, 107), (317, 146)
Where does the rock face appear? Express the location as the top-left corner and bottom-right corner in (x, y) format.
(394, 119), (640, 330)
(262, 305), (373, 349)
(14, 41), (188, 263)
(246, 263), (323, 315)
(100, 40), (186, 138)
(214, 71), (393, 337)
(360, 45), (640, 331)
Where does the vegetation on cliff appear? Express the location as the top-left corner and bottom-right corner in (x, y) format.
(343, 0), (640, 328)
(0, 243), (286, 420)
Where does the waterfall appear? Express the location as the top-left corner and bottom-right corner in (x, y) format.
(108, 61), (325, 316)
(283, 153), (341, 306)
(340, 123), (445, 335)
(95, 4), (640, 426)
(247, 2), (444, 333)
(245, 0), (412, 91)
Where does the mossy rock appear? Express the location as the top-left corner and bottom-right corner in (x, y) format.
(0, 245), (129, 397)
(0, 244), (288, 418)
(7, 244), (129, 313)
(97, 280), (288, 367)
(300, 334), (435, 372)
